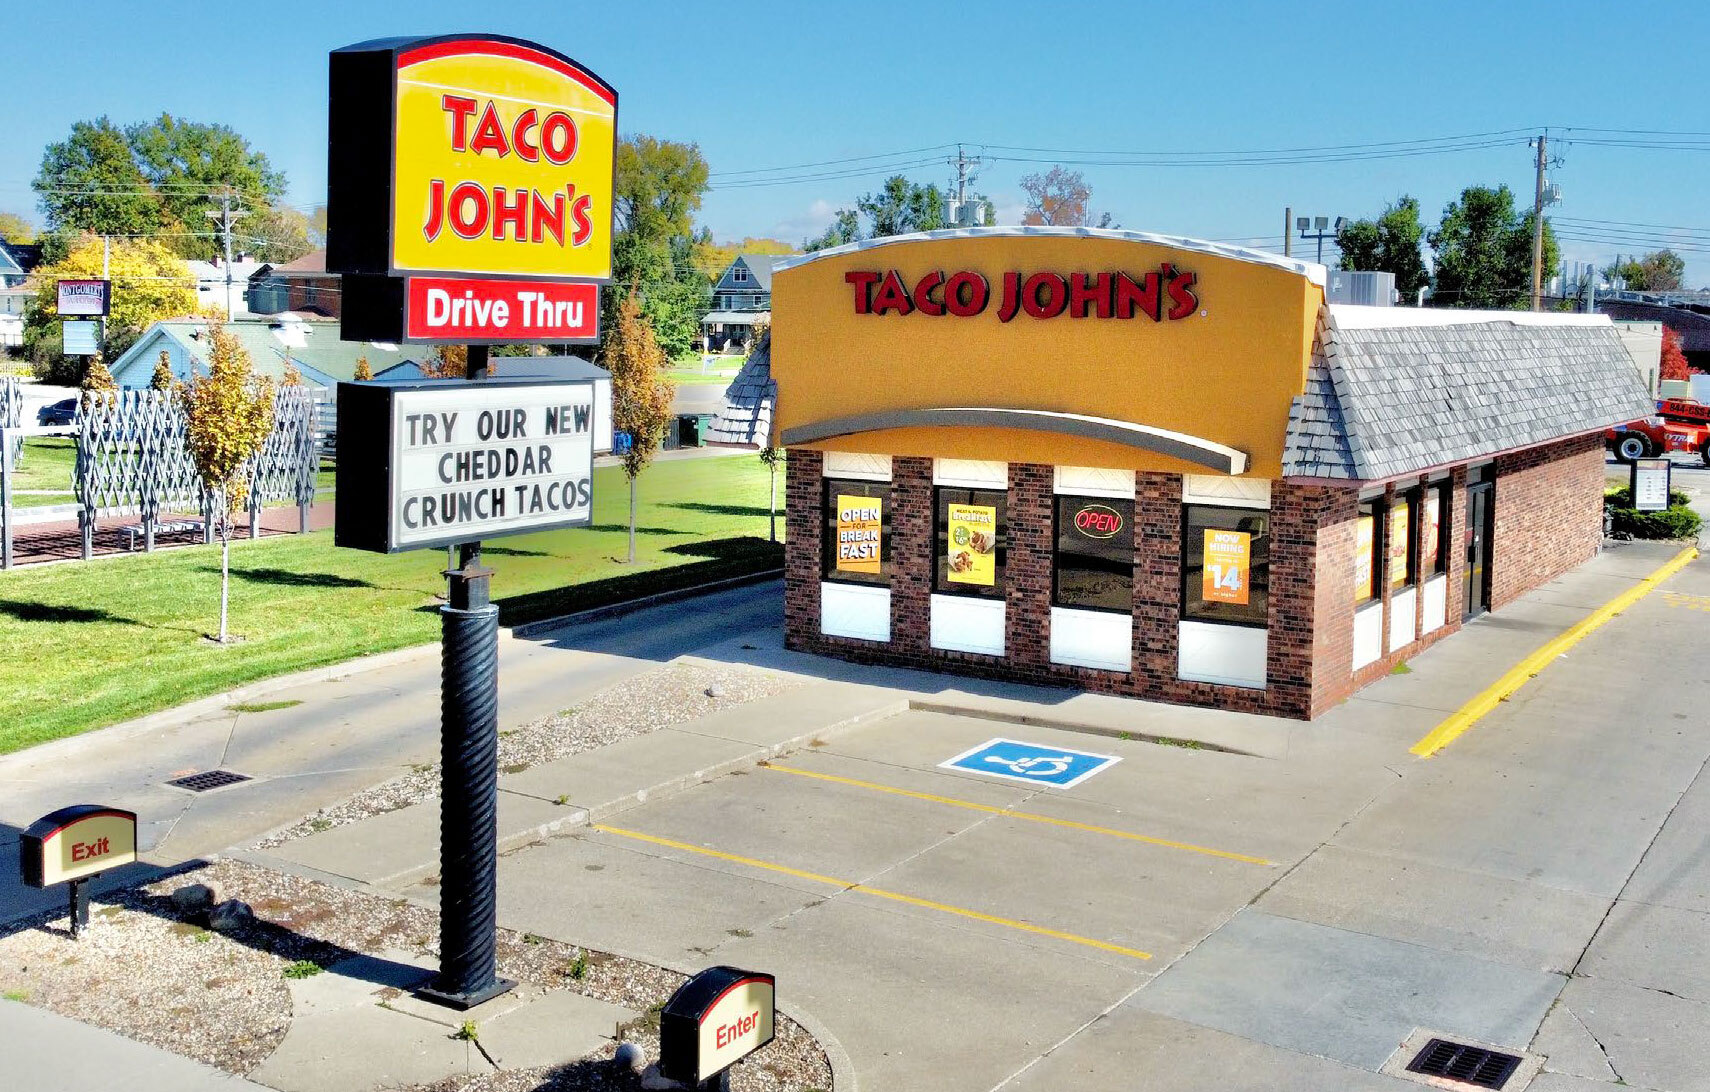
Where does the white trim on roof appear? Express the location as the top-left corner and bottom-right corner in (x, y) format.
(1329, 304), (1614, 329)
(772, 226), (1328, 286)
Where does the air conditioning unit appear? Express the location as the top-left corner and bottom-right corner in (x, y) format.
(1326, 270), (1397, 307)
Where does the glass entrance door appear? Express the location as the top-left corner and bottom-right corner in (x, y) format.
(1463, 482), (1493, 618)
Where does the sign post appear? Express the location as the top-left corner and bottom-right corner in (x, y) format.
(20, 805), (138, 937)
(327, 32), (614, 1009)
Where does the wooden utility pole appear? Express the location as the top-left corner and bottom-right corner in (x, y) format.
(1284, 207), (1293, 257)
(1530, 133), (1548, 312)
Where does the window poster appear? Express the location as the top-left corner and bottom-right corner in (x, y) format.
(1201, 528), (1251, 606)
(946, 503), (998, 585)
(1354, 515), (1375, 603)
(1389, 504), (1411, 588)
(1422, 491), (1441, 572)
(835, 494), (882, 575)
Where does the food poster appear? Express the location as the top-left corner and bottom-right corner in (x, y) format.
(1389, 503), (1411, 587)
(1422, 492), (1441, 572)
(946, 503), (998, 585)
(1201, 528), (1251, 605)
(835, 494), (883, 575)
(1354, 515), (1375, 602)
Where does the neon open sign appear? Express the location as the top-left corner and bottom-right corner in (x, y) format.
(1073, 504), (1124, 539)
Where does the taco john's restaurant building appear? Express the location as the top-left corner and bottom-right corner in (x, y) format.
(768, 228), (1653, 719)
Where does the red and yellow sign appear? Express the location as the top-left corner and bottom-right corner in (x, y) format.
(21, 805), (138, 889)
(1354, 515), (1375, 603)
(1422, 491), (1441, 572)
(835, 494), (882, 575)
(1201, 529), (1251, 605)
(946, 503), (998, 585)
(328, 35), (616, 289)
(1389, 503), (1411, 588)
(403, 277), (598, 341)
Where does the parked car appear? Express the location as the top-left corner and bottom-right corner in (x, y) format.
(36, 398), (77, 426)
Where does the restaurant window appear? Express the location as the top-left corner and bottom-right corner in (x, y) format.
(1389, 490), (1420, 591)
(1422, 482), (1450, 576)
(1354, 500), (1380, 605)
(1182, 505), (1269, 626)
(822, 480), (892, 587)
(1054, 495), (1134, 612)
(934, 487), (1007, 598)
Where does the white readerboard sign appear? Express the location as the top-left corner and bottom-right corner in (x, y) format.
(389, 382), (596, 549)
(1631, 457), (1671, 513)
(62, 320), (101, 356)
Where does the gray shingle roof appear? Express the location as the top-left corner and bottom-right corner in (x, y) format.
(1283, 309), (1654, 480)
(708, 332), (775, 446)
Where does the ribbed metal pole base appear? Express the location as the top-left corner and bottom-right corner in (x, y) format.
(418, 545), (514, 1010)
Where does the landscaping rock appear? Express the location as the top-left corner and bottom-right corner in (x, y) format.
(207, 899), (254, 933)
(169, 882), (221, 913)
(614, 1041), (647, 1073)
(640, 1063), (685, 1090)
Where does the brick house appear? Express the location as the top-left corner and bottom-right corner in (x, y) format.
(247, 250), (342, 318)
(769, 227), (1653, 719)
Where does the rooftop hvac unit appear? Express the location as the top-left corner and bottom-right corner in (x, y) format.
(1326, 270), (1397, 307)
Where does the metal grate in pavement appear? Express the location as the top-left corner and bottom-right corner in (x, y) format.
(1405, 1038), (1523, 1089)
(167, 769), (253, 793)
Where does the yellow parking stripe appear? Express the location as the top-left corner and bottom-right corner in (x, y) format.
(761, 762), (1274, 866)
(1411, 546), (1699, 757)
(593, 823), (1153, 961)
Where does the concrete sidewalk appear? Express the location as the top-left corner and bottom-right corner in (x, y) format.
(2, 999), (270, 1092)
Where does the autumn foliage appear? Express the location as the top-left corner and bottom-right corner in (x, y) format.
(1661, 326), (1691, 382)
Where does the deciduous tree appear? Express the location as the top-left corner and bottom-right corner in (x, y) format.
(126, 114), (286, 261)
(1334, 196), (1430, 303)
(606, 295), (676, 562)
(605, 135), (712, 362)
(0, 212), (36, 244)
(353, 356), (373, 382)
(803, 209), (861, 252)
(422, 344), (468, 379)
(244, 203), (315, 264)
(1661, 326), (1691, 381)
(81, 354), (117, 392)
(1428, 185), (1558, 309)
(150, 350), (174, 390)
(181, 321), (275, 643)
(1607, 249), (1686, 293)
(25, 235), (197, 381)
(33, 118), (162, 257)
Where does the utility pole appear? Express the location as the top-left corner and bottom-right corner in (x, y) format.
(1529, 132), (1548, 312)
(205, 190), (250, 321)
(947, 144), (984, 226)
(1284, 207), (1293, 257)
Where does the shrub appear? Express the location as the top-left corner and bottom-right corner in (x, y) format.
(1605, 487), (1702, 540)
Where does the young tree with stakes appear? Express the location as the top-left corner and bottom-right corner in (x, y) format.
(181, 322), (275, 643)
(353, 355), (373, 382)
(758, 445), (783, 543)
(606, 294), (676, 562)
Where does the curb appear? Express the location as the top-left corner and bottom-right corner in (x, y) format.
(510, 567), (783, 638)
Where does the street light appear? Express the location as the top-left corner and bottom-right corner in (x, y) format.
(1297, 215), (1346, 265)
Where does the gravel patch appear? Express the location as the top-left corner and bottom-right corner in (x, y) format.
(257, 661), (801, 849)
(0, 858), (832, 1090)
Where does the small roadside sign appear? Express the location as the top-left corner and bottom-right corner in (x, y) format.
(939, 737), (1121, 789)
(1631, 457), (1671, 512)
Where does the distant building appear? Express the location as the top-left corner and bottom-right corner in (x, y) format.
(1596, 296), (1710, 373)
(187, 257), (267, 318)
(0, 238), (41, 348)
(702, 253), (794, 353)
(107, 316), (432, 389)
(247, 250), (342, 318)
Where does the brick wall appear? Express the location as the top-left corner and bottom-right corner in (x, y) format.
(1005, 463), (1054, 668)
(1491, 433), (1605, 609)
(782, 448), (823, 651)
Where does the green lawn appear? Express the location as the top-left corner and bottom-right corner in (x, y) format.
(8, 437), (77, 506)
(666, 369), (739, 386)
(0, 452), (785, 754)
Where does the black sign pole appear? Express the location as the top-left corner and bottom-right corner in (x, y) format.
(420, 344), (514, 1009)
(68, 877), (89, 938)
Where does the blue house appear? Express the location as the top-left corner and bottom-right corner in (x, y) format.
(702, 253), (794, 353)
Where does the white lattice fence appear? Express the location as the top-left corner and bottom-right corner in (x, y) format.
(1, 377), (21, 465)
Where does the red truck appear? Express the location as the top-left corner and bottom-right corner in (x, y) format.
(1607, 398), (1710, 463)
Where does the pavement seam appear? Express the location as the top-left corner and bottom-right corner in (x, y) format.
(1553, 999), (1624, 1084)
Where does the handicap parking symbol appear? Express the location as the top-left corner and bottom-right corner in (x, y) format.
(938, 737), (1121, 789)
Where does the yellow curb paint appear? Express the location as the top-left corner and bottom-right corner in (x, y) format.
(1410, 546), (1699, 758)
(592, 823), (1153, 961)
(762, 762), (1273, 867)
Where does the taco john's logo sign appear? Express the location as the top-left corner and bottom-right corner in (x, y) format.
(328, 35), (616, 283)
(845, 265), (1199, 323)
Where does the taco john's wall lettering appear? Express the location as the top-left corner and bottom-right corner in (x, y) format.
(845, 266), (1200, 323)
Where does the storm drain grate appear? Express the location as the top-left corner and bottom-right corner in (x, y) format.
(1406, 1038), (1523, 1089)
(167, 769), (252, 793)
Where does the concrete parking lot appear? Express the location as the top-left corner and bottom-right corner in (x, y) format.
(383, 542), (1710, 1091)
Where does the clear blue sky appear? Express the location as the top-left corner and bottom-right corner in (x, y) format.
(6, 0), (1708, 285)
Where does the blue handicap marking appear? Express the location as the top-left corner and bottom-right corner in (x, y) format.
(938, 737), (1121, 789)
